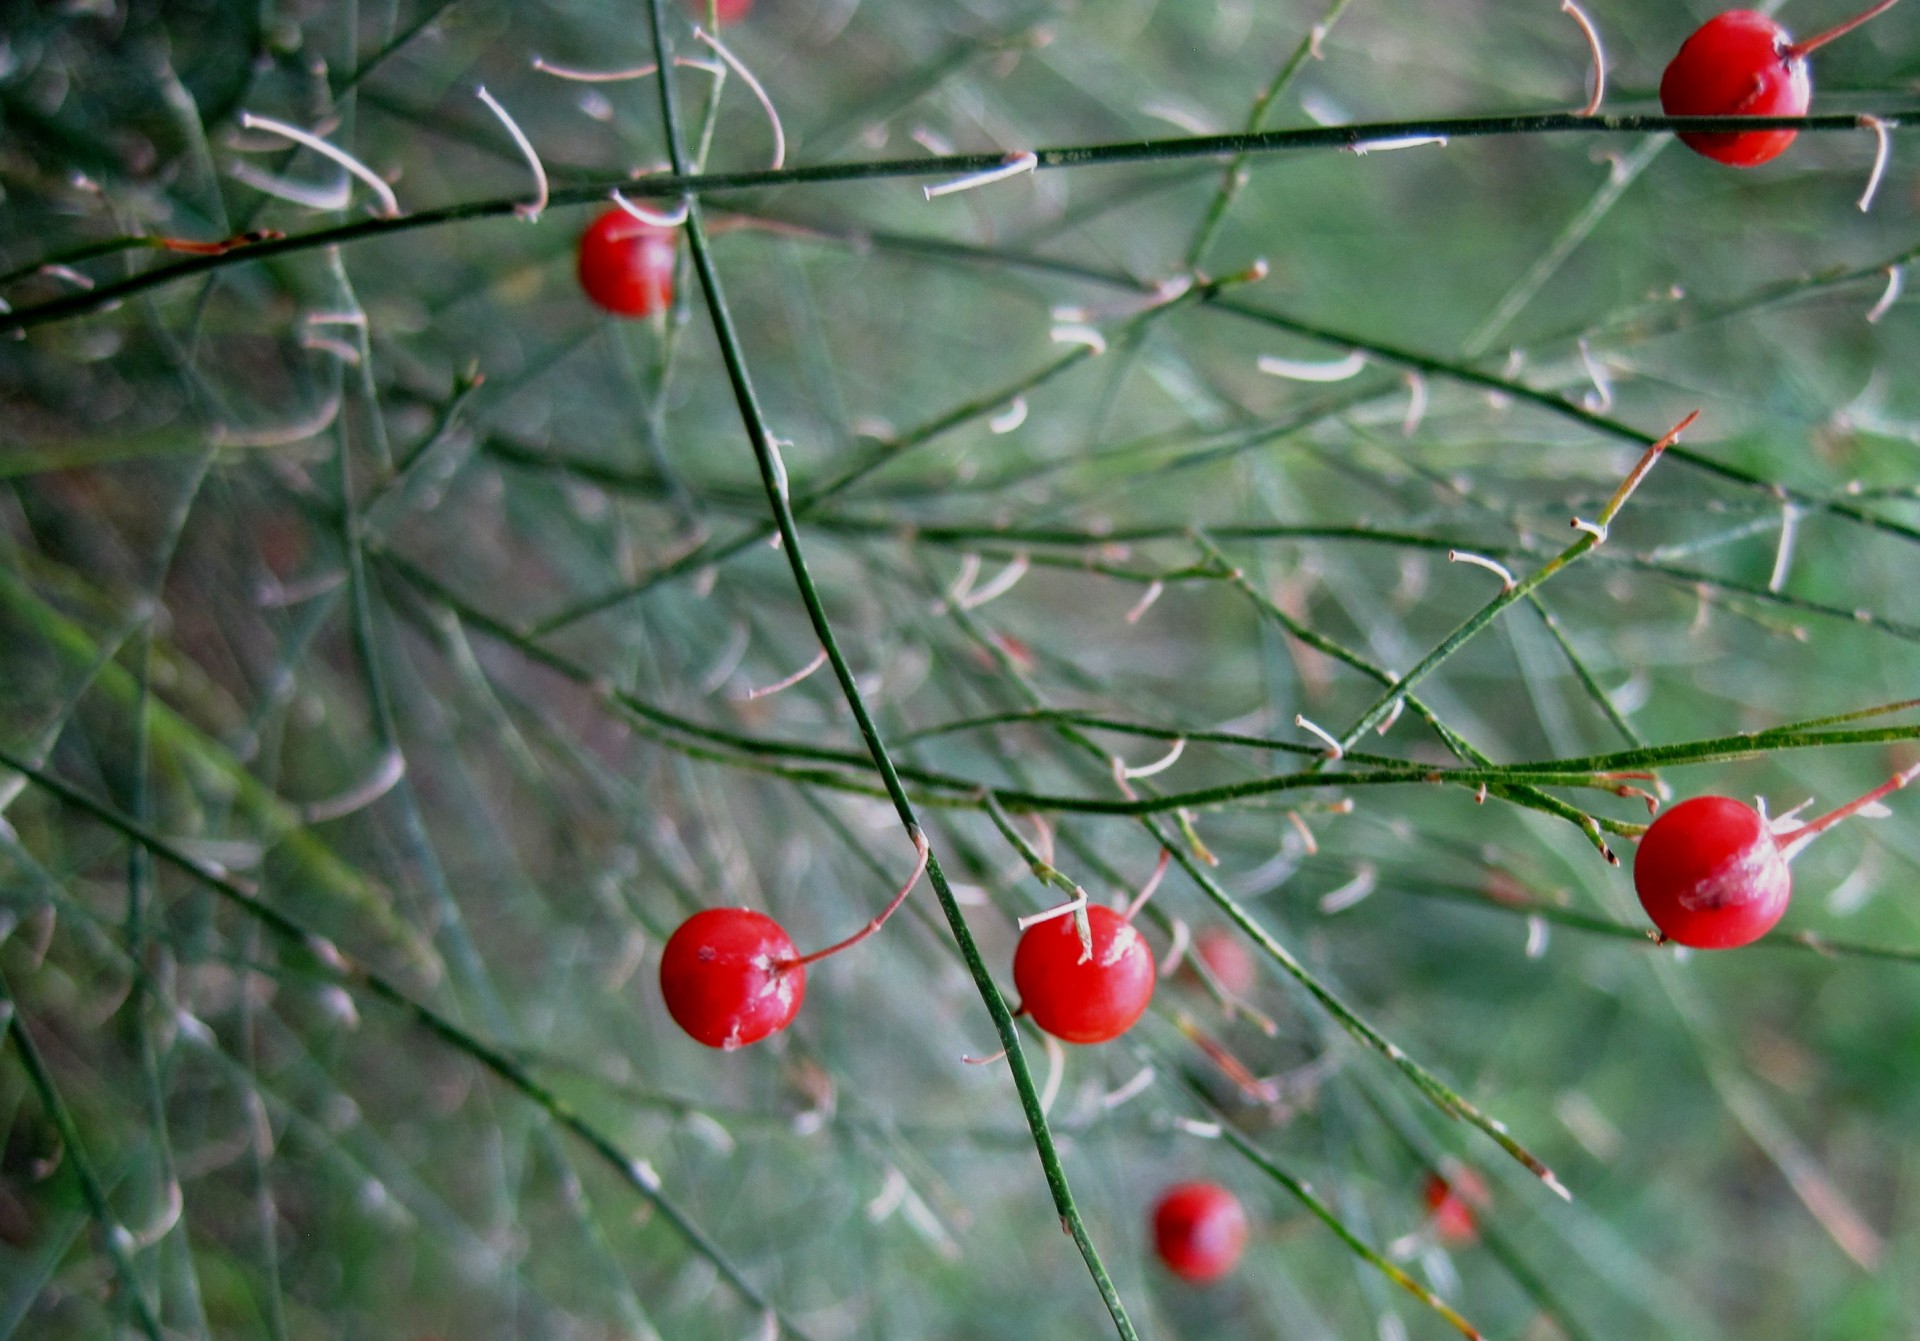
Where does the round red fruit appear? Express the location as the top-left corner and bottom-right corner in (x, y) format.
(659, 908), (805, 1049)
(1423, 1170), (1486, 1246)
(1013, 904), (1156, 1044)
(576, 208), (677, 318)
(1659, 11), (1809, 167)
(1633, 794), (1790, 949)
(1193, 927), (1257, 997)
(1151, 1182), (1248, 1283)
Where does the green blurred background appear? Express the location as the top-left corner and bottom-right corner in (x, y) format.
(2, 0), (1919, 1336)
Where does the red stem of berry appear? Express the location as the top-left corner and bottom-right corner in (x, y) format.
(778, 830), (930, 969)
(1774, 761), (1920, 858)
(1785, 0), (1906, 58)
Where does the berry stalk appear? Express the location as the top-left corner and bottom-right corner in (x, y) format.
(1787, 0), (1907, 58)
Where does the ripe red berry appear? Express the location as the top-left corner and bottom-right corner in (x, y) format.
(1151, 1182), (1248, 1283)
(1012, 904), (1156, 1044)
(576, 207), (676, 318)
(1659, 12), (1809, 166)
(1422, 1170), (1487, 1246)
(1633, 795), (1791, 947)
(1634, 764), (1919, 949)
(659, 908), (804, 1049)
(1659, 2), (1901, 167)
(1192, 927), (1257, 997)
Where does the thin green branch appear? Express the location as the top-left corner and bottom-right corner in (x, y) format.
(639, 0), (1138, 1332)
(7, 109), (1916, 334)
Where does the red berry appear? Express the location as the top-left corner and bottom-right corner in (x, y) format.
(1012, 904), (1156, 1044)
(688, 0), (753, 21)
(1151, 1182), (1248, 1283)
(1633, 795), (1791, 948)
(1422, 1170), (1487, 1246)
(1192, 927), (1256, 997)
(1659, 12), (1809, 167)
(1634, 763), (1920, 949)
(659, 908), (805, 1049)
(576, 208), (677, 318)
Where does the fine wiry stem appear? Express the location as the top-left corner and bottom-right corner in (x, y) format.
(638, 2), (1139, 1334)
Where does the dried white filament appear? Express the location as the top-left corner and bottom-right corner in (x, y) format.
(1571, 517), (1609, 543)
(1576, 338), (1613, 412)
(694, 26), (786, 170)
(1140, 100), (1213, 135)
(1050, 323), (1107, 354)
(1124, 848), (1172, 921)
(1038, 1035), (1065, 1116)
(299, 331), (361, 365)
(743, 649), (828, 700)
(1401, 371), (1428, 436)
(1121, 738), (1185, 781)
(989, 396), (1029, 433)
(475, 86), (548, 220)
(239, 112), (399, 217)
(866, 1167), (908, 1222)
(924, 150), (1039, 200)
(1017, 889), (1088, 932)
(1257, 350), (1367, 382)
(303, 748), (405, 822)
(531, 55), (660, 81)
(1317, 864), (1376, 914)
(1866, 265), (1903, 324)
(610, 188), (690, 228)
(1350, 134), (1448, 154)
(1858, 116), (1891, 213)
(1376, 697), (1405, 735)
(1286, 809), (1318, 856)
(39, 264), (94, 290)
(1173, 1117), (1222, 1139)
(942, 552), (982, 610)
(1101, 1066), (1157, 1109)
(958, 553), (1029, 609)
(1158, 918), (1191, 976)
(1294, 713), (1344, 759)
(227, 160), (353, 212)
(1561, 0), (1607, 117)
(1125, 579), (1164, 624)
(1448, 548), (1516, 590)
(1767, 504), (1801, 594)
(1525, 914), (1550, 959)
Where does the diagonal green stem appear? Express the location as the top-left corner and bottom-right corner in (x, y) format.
(638, 2), (1138, 1335)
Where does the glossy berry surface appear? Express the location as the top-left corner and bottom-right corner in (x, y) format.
(659, 908), (805, 1049)
(576, 208), (677, 318)
(1151, 1182), (1248, 1283)
(1659, 11), (1810, 166)
(1012, 904), (1155, 1044)
(1633, 794), (1791, 948)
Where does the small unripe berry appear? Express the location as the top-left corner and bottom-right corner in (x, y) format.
(659, 908), (804, 1049)
(1151, 1181), (1248, 1283)
(576, 208), (676, 318)
(1012, 905), (1156, 1044)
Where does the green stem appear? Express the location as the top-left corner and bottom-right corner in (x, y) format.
(639, 2), (1139, 1335)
